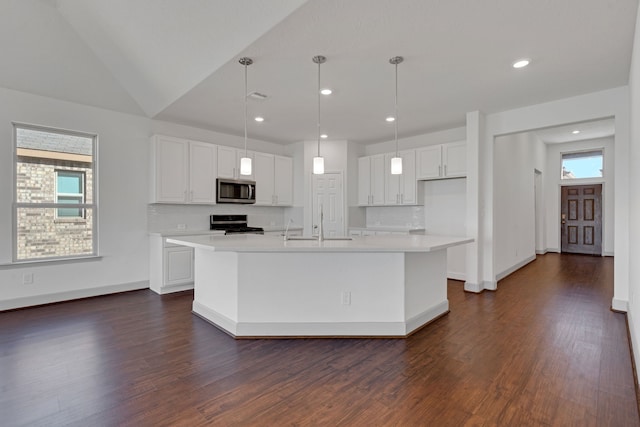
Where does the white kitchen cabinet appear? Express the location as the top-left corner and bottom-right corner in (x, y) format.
(164, 246), (194, 287)
(442, 141), (466, 178)
(150, 135), (216, 204)
(254, 153), (293, 206)
(273, 155), (293, 205)
(217, 146), (254, 180)
(416, 141), (466, 180)
(384, 150), (418, 205)
(149, 235), (194, 294)
(358, 154), (385, 206)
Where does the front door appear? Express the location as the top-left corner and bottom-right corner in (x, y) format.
(560, 184), (602, 255)
(312, 172), (344, 237)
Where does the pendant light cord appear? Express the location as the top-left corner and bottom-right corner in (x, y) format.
(244, 61), (248, 157)
(394, 60), (398, 157)
(317, 58), (321, 157)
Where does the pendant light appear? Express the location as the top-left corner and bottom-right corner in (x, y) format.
(312, 55), (326, 175)
(239, 57), (253, 175)
(390, 56), (403, 175)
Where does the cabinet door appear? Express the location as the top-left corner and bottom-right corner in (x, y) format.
(358, 157), (371, 205)
(416, 145), (442, 180)
(153, 135), (188, 203)
(217, 145), (238, 178)
(189, 141), (217, 203)
(400, 150), (417, 204)
(274, 155), (293, 206)
(370, 154), (386, 205)
(443, 141), (466, 178)
(254, 152), (275, 205)
(384, 153), (401, 205)
(164, 246), (194, 286)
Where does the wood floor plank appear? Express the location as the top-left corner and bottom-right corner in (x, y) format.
(0, 253), (638, 426)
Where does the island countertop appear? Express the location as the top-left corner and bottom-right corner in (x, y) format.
(166, 233), (473, 253)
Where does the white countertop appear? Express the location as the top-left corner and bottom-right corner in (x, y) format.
(166, 234), (472, 253)
(349, 226), (426, 232)
(149, 229), (226, 237)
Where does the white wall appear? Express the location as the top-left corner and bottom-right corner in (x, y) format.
(0, 87), (294, 310)
(0, 87), (150, 309)
(494, 132), (545, 278)
(626, 1), (640, 375)
(364, 126), (466, 155)
(478, 87), (629, 303)
(544, 137), (615, 255)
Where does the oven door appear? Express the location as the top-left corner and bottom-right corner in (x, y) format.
(216, 179), (256, 204)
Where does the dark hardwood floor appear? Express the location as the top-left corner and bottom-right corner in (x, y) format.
(1, 253), (638, 426)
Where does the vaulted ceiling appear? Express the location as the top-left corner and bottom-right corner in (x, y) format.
(1, 0), (637, 144)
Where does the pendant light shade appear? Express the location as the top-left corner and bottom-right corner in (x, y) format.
(390, 56), (403, 175)
(312, 55), (326, 175)
(239, 57), (253, 175)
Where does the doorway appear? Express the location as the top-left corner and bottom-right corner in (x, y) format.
(312, 172), (344, 237)
(560, 184), (602, 255)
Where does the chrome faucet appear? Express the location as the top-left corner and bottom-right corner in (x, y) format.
(283, 218), (293, 241)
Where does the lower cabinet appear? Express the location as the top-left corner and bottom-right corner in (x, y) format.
(150, 235), (195, 294)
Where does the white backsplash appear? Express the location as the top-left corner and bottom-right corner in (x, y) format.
(148, 204), (303, 232)
(365, 206), (425, 228)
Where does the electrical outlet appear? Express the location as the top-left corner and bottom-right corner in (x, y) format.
(341, 291), (351, 305)
(22, 273), (33, 285)
(177, 223), (186, 230)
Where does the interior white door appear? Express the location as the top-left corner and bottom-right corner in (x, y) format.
(312, 173), (344, 237)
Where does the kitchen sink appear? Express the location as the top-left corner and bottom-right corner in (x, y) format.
(286, 236), (353, 241)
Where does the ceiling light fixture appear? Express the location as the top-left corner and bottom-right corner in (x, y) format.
(254, 116), (264, 122)
(313, 55), (326, 175)
(386, 116), (395, 122)
(512, 59), (530, 69)
(320, 88), (332, 95)
(572, 130), (580, 134)
(239, 57), (253, 175)
(390, 56), (403, 175)
(320, 134), (328, 139)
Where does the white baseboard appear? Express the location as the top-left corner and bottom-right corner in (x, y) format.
(483, 280), (497, 291)
(603, 251), (614, 257)
(0, 280), (149, 311)
(192, 299), (449, 337)
(151, 282), (194, 295)
(496, 255), (537, 281)
(612, 298), (628, 312)
(628, 309), (639, 387)
(464, 281), (483, 293)
(447, 272), (466, 281)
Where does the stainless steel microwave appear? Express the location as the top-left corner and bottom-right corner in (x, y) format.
(216, 178), (256, 204)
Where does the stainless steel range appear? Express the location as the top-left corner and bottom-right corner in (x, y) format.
(209, 214), (264, 235)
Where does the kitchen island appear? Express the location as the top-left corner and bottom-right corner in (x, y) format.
(166, 234), (472, 338)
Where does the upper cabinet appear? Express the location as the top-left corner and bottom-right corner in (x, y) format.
(358, 154), (385, 206)
(217, 146), (255, 180)
(416, 141), (466, 180)
(150, 135), (216, 204)
(253, 153), (293, 206)
(384, 150), (418, 205)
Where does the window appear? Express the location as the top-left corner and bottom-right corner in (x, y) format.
(14, 123), (97, 262)
(561, 150), (603, 180)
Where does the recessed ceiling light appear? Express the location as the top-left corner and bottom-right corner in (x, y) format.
(512, 59), (530, 69)
(320, 88), (332, 95)
(254, 116), (264, 122)
(386, 116), (395, 122)
(572, 130), (580, 134)
(320, 134), (328, 139)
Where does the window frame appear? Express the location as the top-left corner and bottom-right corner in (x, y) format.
(560, 148), (604, 181)
(12, 122), (99, 263)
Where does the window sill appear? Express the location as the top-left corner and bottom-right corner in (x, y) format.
(0, 255), (102, 269)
